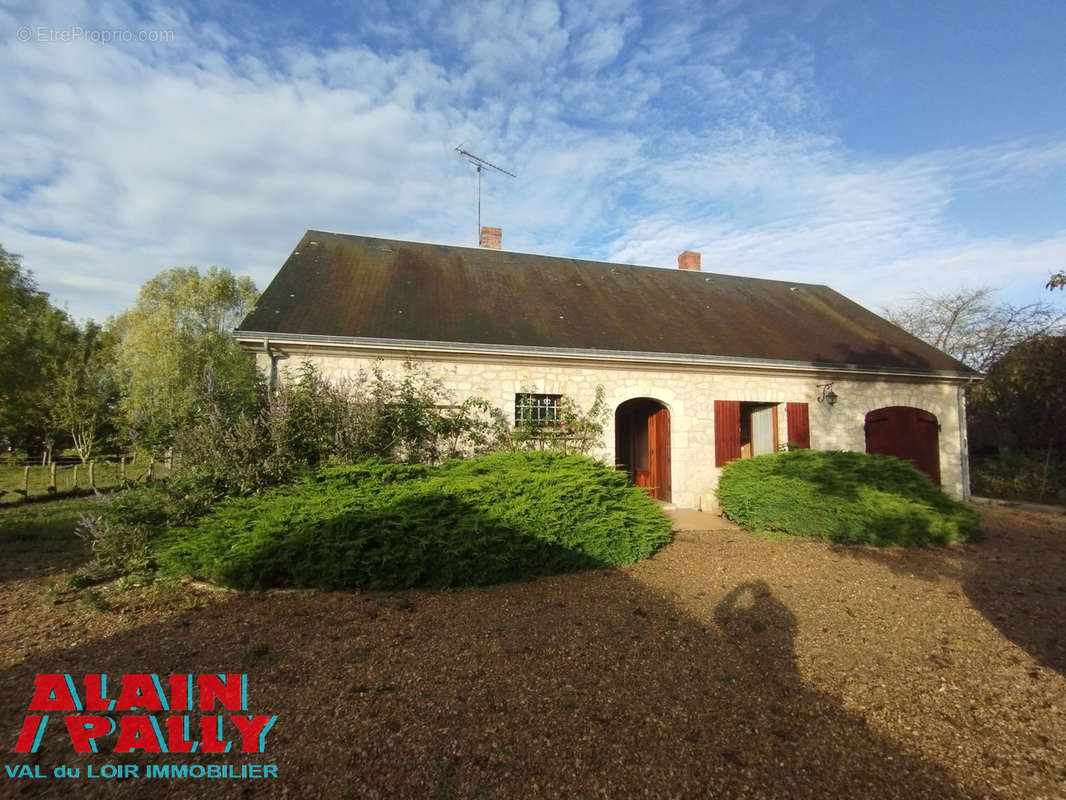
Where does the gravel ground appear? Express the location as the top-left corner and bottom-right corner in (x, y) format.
(0, 503), (1064, 799)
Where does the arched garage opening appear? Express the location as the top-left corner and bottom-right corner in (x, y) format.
(615, 398), (671, 502)
(864, 406), (941, 485)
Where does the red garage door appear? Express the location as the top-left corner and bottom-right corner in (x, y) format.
(864, 406), (941, 485)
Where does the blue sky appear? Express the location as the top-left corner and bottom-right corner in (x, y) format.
(2, 0), (1064, 323)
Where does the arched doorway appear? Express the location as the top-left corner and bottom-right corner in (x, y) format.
(865, 406), (941, 484)
(615, 398), (671, 501)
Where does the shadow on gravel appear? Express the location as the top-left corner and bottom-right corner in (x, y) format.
(0, 574), (982, 799)
(828, 506), (1066, 677)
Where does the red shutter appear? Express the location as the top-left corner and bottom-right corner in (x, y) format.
(714, 401), (741, 467)
(786, 402), (810, 449)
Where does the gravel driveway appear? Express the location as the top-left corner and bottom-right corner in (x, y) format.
(0, 504), (1063, 799)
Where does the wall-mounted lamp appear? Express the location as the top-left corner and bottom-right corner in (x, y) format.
(817, 383), (838, 406)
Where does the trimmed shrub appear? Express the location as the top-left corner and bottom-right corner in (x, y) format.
(155, 451), (673, 589)
(716, 450), (981, 546)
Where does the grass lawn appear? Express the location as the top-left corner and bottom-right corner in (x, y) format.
(0, 499), (1063, 799)
(0, 495), (95, 564)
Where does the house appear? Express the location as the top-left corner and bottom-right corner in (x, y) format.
(234, 228), (980, 509)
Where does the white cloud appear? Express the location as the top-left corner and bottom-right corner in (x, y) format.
(706, 16), (747, 59)
(1, 0), (1063, 328)
(603, 133), (1066, 311)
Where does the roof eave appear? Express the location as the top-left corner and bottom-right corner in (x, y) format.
(234, 329), (982, 382)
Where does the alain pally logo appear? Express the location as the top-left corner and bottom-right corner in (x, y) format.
(6, 673), (278, 781)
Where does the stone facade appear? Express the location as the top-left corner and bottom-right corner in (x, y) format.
(257, 346), (972, 509)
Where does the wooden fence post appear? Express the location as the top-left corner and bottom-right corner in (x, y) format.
(89, 461), (96, 490)
(120, 456), (126, 483)
(49, 463), (57, 494)
(73, 464), (79, 489)
(147, 458), (154, 483)
(22, 466), (29, 495)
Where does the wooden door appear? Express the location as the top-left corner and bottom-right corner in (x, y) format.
(647, 405), (671, 502)
(865, 406), (941, 484)
(617, 400), (671, 502)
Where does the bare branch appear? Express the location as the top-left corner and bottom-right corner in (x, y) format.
(883, 287), (1066, 371)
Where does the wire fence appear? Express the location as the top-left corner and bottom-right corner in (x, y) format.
(0, 456), (171, 504)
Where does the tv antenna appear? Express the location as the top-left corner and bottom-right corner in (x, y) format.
(455, 145), (516, 244)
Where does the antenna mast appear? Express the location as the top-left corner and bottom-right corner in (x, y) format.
(455, 145), (516, 244)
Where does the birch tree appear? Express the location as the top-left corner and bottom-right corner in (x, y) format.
(47, 323), (119, 462)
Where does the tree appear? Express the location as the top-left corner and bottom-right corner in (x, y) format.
(0, 245), (48, 449)
(47, 322), (120, 462)
(883, 287), (1066, 372)
(967, 335), (1066, 500)
(0, 245), (82, 459)
(110, 266), (261, 455)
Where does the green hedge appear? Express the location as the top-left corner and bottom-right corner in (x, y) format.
(716, 450), (981, 546)
(155, 451), (673, 589)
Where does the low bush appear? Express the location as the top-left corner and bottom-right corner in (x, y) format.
(716, 450), (981, 546)
(174, 360), (514, 496)
(73, 476), (216, 583)
(75, 487), (172, 581)
(155, 451), (673, 589)
(970, 453), (1065, 505)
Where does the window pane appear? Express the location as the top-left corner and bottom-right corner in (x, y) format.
(515, 393), (561, 425)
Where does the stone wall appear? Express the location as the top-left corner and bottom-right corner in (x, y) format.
(256, 348), (970, 509)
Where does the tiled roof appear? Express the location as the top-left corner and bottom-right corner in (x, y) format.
(236, 230), (977, 376)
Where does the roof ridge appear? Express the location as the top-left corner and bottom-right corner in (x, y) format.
(300, 229), (832, 291)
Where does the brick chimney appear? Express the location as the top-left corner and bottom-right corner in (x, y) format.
(479, 226), (502, 250)
(678, 250), (701, 271)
